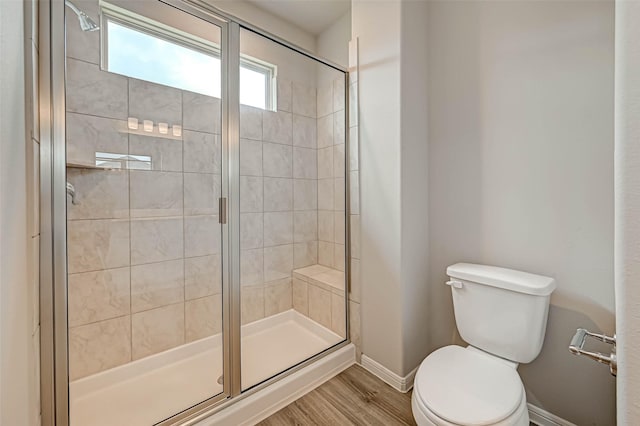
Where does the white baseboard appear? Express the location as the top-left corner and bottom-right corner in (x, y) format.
(195, 344), (356, 426)
(528, 404), (577, 426)
(360, 354), (418, 393)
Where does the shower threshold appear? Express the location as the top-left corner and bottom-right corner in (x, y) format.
(69, 310), (343, 426)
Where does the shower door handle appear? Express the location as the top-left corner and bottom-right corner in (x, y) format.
(219, 197), (227, 224)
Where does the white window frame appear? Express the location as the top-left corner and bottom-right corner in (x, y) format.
(99, 1), (277, 110)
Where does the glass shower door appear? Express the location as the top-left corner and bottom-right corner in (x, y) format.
(238, 27), (348, 391)
(64, 1), (228, 424)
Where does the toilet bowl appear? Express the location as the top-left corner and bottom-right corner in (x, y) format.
(411, 263), (555, 426)
(411, 346), (529, 426)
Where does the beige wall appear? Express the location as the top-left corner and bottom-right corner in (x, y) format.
(0, 0), (40, 424)
(615, 0), (640, 423)
(208, 0), (316, 53)
(353, 0), (431, 377)
(427, 1), (615, 424)
(353, 0), (404, 376)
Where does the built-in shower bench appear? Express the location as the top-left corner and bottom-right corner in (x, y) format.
(293, 264), (345, 294)
(291, 265), (347, 337)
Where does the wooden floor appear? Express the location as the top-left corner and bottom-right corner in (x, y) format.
(258, 365), (417, 426)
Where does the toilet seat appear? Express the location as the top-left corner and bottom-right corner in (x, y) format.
(412, 345), (528, 426)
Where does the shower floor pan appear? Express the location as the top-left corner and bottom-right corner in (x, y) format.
(70, 310), (343, 426)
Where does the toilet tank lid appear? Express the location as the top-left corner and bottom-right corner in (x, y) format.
(447, 263), (556, 296)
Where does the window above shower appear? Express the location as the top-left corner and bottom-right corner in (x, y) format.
(100, 1), (277, 110)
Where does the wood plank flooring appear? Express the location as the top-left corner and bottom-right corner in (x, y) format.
(258, 365), (417, 426)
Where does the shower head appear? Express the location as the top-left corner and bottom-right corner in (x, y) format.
(65, 0), (100, 32)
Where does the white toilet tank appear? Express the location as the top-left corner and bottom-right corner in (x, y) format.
(447, 263), (556, 364)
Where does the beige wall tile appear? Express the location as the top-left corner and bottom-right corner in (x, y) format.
(241, 248), (263, 287)
(130, 217), (183, 265)
(186, 295), (222, 342)
(334, 244), (345, 272)
(318, 210), (334, 243)
(331, 292), (346, 338)
(318, 241), (334, 268)
(240, 139), (263, 176)
(294, 211), (317, 243)
(316, 85), (333, 118)
(240, 212), (263, 249)
(333, 143), (345, 178)
(183, 91), (221, 134)
(293, 179), (317, 211)
(67, 169), (129, 220)
(318, 178), (334, 210)
(132, 303), (184, 360)
(129, 78), (182, 125)
(263, 110), (292, 145)
(66, 0), (99, 64)
(334, 178), (345, 211)
(263, 142), (293, 178)
(185, 215), (220, 257)
(318, 147), (333, 179)
(293, 241), (318, 269)
(350, 214), (360, 259)
(185, 255), (222, 300)
(277, 78), (292, 112)
(292, 115), (316, 149)
(69, 316), (131, 380)
(129, 135), (183, 173)
(130, 171), (183, 218)
(293, 147), (317, 179)
(66, 59), (128, 120)
(241, 286), (265, 324)
(264, 212), (293, 247)
(317, 114), (333, 149)
(264, 177), (293, 212)
(292, 82), (316, 118)
(67, 219), (130, 273)
(334, 211), (345, 244)
(184, 173), (220, 216)
(333, 111), (346, 146)
(183, 131), (221, 174)
(292, 277), (308, 315)
(308, 284), (331, 329)
(333, 77), (345, 112)
(240, 176), (263, 213)
(66, 112), (127, 167)
(68, 267), (130, 327)
(265, 278), (292, 316)
(131, 259), (184, 313)
(240, 104), (263, 140)
(264, 245), (293, 282)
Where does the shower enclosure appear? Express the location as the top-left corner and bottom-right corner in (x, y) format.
(40, 0), (349, 424)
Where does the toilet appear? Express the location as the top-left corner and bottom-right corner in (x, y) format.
(412, 263), (556, 426)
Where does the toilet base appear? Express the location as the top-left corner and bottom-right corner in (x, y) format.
(411, 382), (529, 426)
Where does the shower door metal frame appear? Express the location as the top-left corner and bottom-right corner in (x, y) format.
(40, 0), (352, 424)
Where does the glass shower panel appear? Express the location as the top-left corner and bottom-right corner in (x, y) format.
(238, 27), (348, 391)
(65, 1), (225, 424)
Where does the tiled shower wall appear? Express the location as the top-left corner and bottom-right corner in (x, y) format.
(316, 77), (347, 271)
(348, 39), (362, 362)
(238, 81), (321, 324)
(66, 74), (322, 379)
(65, 60), (226, 380)
(65, 0), (351, 380)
